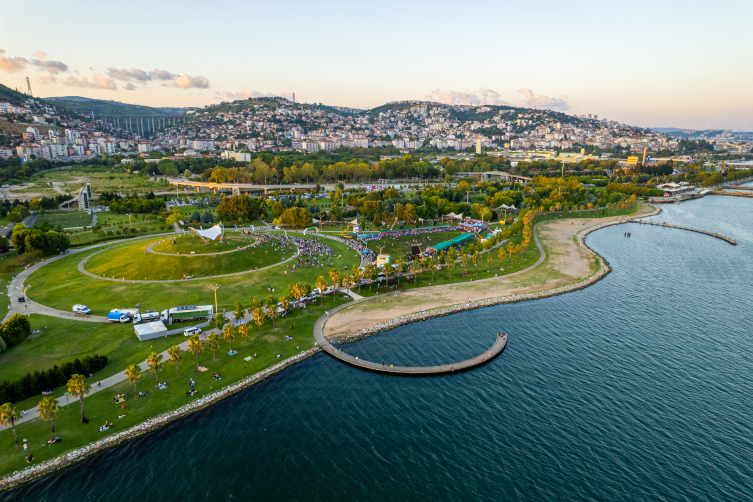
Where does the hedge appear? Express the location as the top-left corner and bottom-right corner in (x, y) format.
(0, 354), (108, 404)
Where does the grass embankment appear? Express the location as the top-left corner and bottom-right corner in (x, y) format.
(35, 211), (92, 229)
(37, 169), (162, 195)
(0, 299), (349, 477)
(26, 235), (361, 315)
(84, 237), (292, 281)
(151, 234), (256, 255)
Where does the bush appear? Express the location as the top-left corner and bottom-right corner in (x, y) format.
(0, 354), (108, 403)
(0, 313), (31, 348)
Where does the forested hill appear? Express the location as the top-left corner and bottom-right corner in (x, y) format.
(43, 97), (181, 117)
(0, 82), (30, 106)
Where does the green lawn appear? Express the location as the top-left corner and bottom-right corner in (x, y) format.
(25, 235), (361, 315)
(35, 211), (92, 229)
(151, 234), (256, 255)
(37, 169), (162, 195)
(0, 299), (349, 478)
(85, 236), (293, 281)
(364, 230), (464, 261)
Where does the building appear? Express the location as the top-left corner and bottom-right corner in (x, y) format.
(137, 141), (152, 154)
(0, 147), (13, 159)
(221, 151), (251, 162)
(26, 127), (40, 140)
(192, 140), (215, 151)
(100, 141), (117, 155)
(16, 143), (41, 159)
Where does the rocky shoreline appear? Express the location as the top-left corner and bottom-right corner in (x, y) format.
(0, 206), (660, 491)
(333, 206), (661, 345)
(0, 348), (321, 491)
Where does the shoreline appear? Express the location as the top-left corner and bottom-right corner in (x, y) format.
(0, 205), (660, 491)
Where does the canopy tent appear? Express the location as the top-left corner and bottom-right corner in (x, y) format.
(188, 223), (224, 243)
(134, 321), (168, 341)
(445, 212), (463, 220)
(496, 204), (518, 211)
(427, 233), (475, 253)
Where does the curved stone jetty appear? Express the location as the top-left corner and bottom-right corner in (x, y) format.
(627, 220), (737, 245)
(316, 333), (507, 375)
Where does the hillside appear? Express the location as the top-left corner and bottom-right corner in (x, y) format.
(43, 97), (182, 117)
(0, 82), (30, 106)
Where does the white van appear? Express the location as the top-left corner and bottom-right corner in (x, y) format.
(72, 304), (91, 315)
(183, 327), (202, 337)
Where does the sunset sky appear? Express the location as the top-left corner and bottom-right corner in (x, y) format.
(2, 0), (751, 129)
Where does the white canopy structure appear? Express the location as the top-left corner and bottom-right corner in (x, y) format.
(445, 212), (463, 220)
(496, 204), (518, 211)
(188, 223), (224, 243)
(134, 321), (168, 341)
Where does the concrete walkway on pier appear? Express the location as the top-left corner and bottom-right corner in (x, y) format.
(627, 220), (737, 245)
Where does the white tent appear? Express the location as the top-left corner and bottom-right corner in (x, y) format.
(496, 204), (518, 211)
(189, 223), (224, 242)
(134, 321), (168, 341)
(445, 212), (463, 220)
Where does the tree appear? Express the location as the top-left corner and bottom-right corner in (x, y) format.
(289, 283), (304, 316)
(253, 307), (265, 335)
(166, 207), (183, 225)
(38, 396), (59, 433)
(301, 282), (312, 301)
(351, 266), (363, 292)
(1, 313), (31, 348)
(410, 261), (422, 283)
(67, 374), (91, 422)
(329, 269), (340, 294)
(316, 276), (327, 304)
(248, 296), (261, 313)
(447, 247), (457, 278)
(214, 314), (227, 332)
(206, 333), (221, 361)
(472, 251), (480, 275)
(125, 364), (141, 397)
(0, 403), (19, 448)
(487, 252), (492, 272)
(223, 324), (235, 351)
(146, 352), (163, 386)
(233, 301), (245, 324)
(396, 260), (408, 286)
(274, 207), (313, 229)
(460, 253), (469, 275)
(265, 295), (278, 327)
(187, 335), (205, 367)
(425, 257), (438, 283)
(167, 346), (182, 377)
(278, 297), (289, 314)
(364, 264), (376, 290)
(217, 194), (263, 222)
(239, 323), (249, 343)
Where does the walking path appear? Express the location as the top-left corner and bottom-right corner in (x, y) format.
(626, 220), (737, 244)
(145, 238), (259, 257)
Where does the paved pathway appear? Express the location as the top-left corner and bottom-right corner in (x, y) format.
(626, 220), (737, 244)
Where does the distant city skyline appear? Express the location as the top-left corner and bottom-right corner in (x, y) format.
(1, 0), (751, 130)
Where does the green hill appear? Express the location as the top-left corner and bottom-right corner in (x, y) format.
(43, 97), (181, 117)
(0, 82), (30, 106)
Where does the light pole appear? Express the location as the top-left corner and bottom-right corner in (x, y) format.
(127, 213), (133, 228)
(64, 392), (69, 407)
(21, 284), (30, 316)
(208, 284), (221, 317)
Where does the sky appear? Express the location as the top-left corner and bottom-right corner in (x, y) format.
(2, 0), (752, 130)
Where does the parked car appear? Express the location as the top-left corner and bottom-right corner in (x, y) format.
(17, 296), (25, 303)
(184, 327), (202, 337)
(72, 304), (91, 315)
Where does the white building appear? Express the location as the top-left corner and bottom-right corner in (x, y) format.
(138, 141), (152, 154)
(26, 127), (41, 141)
(100, 141), (117, 155)
(192, 140), (215, 151)
(0, 147), (14, 159)
(221, 151), (251, 162)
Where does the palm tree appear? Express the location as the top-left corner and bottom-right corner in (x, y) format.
(223, 324), (235, 351)
(67, 374), (91, 422)
(507, 242), (514, 265)
(410, 261), (422, 283)
(248, 296), (261, 313)
(0, 403), (19, 448)
(365, 263), (376, 290)
(207, 333), (221, 360)
(125, 364), (141, 397)
(146, 352), (163, 386)
(278, 296), (289, 314)
(253, 307), (265, 335)
(187, 335), (205, 367)
(265, 295), (278, 327)
(351, 266), (363, 292)
(446, 259), (455, 279)
(487, 252), (492, 273)
(289, 283), (304, 316)
(38, 396), (59, 433)
(460, 253), (470, 275)
(301, 282), (312, 301)
(239, 323), (250, 343)
(233, 301), (245, 324)
(329, 269), (340, 294)
(315, 276), (327, 304)
(426, 257), (439, 283)
(472, 251), (480, 275)
(167, 346), (182, 377)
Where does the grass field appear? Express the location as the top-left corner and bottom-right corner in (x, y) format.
(35, 211), (92, 229)
(85, 236), (293, 281)
(37, 169), (162, 196)
(151, 234), (257, 255)
(0, 298), (350, 477)
(26, 234), (361, 314)
(363, 230), (464, 261)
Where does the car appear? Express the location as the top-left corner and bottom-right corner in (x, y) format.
(17, 296), (25, 303)
(1, 185), (8, 188)
(183, 327), (202, 337)
(72, 304), (91, 315)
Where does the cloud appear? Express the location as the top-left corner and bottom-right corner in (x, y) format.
(174, 72), (209, 89)
(38, 75), (58, 84)
(107, 67), (175, 82)
(124, 83), (137, 91)
(0, 49), (28, 73)
(214, 88), (279, 100)
(57, 74), (117, 90)
(425, 88), (509, 106)
(30, 52), (67, 73)
(517, 89), (569, 110)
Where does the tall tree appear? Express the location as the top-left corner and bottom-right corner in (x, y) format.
(316, 276), (327, 304)
(0, 403), (19, 448)
(125, 364), (141, 397)
(223, 324), (236, 351)
(167, 346), (182, 377)
(187, 335), (205, 367)
(265, 295), (278, 327)
(38, 396), (59, 433)
(146, 352), (163, 386)
(66, 374), (91, 422)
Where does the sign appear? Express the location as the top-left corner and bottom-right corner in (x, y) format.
(627, 156), (639, 165)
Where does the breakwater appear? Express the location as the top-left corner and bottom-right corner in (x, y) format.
(625, 220), (737, 244)
(0, 348), (321, 491)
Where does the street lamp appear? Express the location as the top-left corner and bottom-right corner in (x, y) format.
(64, 392), (69, 407)
(208, 284), (221, 317)
(21, 284), (30, 316)
(127, 213), (133, 228)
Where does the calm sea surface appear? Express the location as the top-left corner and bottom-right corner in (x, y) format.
(6, 196), (753, 501)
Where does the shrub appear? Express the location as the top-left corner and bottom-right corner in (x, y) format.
(0, 354), (108, 403)
(0, 313), (31, 348)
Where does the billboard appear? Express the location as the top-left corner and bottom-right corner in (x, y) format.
(627, 156), (639, 165)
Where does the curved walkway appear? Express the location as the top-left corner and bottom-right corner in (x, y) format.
(77, 239), (300, 283)
(313, 299), (507, 375)
(626, 220), (737, 244)
(146, 238), (259, 257)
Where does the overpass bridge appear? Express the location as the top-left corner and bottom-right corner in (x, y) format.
(167, 179), (321, 195)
